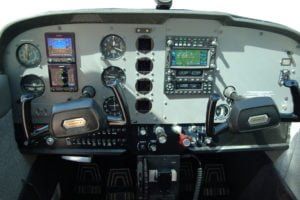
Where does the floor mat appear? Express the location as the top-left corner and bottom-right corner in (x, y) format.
(179, 157), (231, 200)
(202, 163), (230, 200)
(60, 156), (135, 200)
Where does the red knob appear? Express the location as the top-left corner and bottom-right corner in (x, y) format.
(179, 133), (191, 147)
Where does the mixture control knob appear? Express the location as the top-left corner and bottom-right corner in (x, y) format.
(155, 126), (167, 144)
(167, 39), (174, 47)
(179, 133), (191, 147)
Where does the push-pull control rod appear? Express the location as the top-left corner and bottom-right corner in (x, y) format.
(283, 79), (300, 121)
(20, 94), (49, 142)
(108, 82), (131, 126)
(205, 94), (220, 137)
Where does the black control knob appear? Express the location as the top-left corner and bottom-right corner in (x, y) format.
(137, 142), (147, 151)
(81, 86), (96, 98)
(148, 143), (157, 152)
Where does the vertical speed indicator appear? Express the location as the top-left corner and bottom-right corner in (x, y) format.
(100, 34), (126, 60)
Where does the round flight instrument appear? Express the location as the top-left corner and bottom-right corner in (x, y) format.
(100, 34), (126, 60)
(103, 96), (122, 117)
(102, 66), (126, 86)
(17, 43), (41, 67)
(215, 104), (230, 120)
(20, 75), (45, 96)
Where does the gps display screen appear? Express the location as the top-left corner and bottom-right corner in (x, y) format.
(170, 49), (208, 66)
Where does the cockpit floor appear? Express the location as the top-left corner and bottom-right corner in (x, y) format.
(19, 152), (295, 200)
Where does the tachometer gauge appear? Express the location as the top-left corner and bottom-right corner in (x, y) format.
(20, 75), (45, 96)
(17, 43), (41, 67)
(103, 96), (122, 117)
(100, 34), (126, 60)
(102, 66), (126, 86)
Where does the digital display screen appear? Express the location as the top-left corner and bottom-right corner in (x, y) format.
(48, 64), (77, 91)
(176, 69), (203, 77)
(171, 49), (208, 66)
(175, 82), (202, 90)
(45, 32), (75, 58)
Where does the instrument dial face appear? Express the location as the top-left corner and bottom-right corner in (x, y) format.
(20, 75), (45, 96)
(102, 66), (126, 86)
(103, 96), (122, 117)
(100, 34), (126, 60)
(17, 43), (41, 67)
(215, 104), (230, 120)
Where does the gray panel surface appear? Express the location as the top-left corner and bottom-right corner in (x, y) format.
(3, 19), (300, 125)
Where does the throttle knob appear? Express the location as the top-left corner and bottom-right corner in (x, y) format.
(155, 126), (167, 144)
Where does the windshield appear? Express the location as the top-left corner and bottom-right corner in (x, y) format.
(0, 0), (299, 31)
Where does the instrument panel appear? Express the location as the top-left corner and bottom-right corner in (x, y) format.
(4, 19), (299, 125)
(2, 12), (300, 154)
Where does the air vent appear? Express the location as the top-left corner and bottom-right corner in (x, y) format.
(136, 58), (153, 75)
(136, 35), (154, 54)
(136, 78), (153, 95)
(135, 98), (152, 114)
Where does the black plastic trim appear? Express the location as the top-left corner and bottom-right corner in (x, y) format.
(20, 148), (127, 156)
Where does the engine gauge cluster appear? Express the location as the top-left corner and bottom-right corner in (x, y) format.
(17, 43), (41, 67)
(20, 75), (45, 96)
(100, 34), (126, 60)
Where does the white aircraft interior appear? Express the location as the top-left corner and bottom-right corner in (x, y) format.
(0, 1), (300, 199)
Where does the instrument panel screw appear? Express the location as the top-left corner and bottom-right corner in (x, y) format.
(282, 104), (288, 111)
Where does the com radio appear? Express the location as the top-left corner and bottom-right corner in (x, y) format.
(164, 36), (217, 95)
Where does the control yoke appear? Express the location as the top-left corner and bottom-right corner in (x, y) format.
(107, 81), (131, 126)
(205, 82), (300, 136)
(20, 83), (130, 142)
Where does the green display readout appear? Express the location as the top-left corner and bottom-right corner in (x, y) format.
(170, 49), (208, 66)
